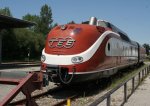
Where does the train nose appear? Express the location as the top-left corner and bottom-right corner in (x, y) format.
(42, 65), (74, 84)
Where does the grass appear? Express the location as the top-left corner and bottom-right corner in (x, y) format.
(75, 63), (149, 106)
(108, 63), (148, 89)
(144, 55), (150, 62)
(70, 63), (149, 106)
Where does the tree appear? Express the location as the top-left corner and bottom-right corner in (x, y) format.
(23, 4), (54, 35)
(1, 29), (17, 60)
(14, 29), (45, 59)
(0, 7), (15, 60)
(0, 7), (12, 16)
(39, 4), (53, 35)
(0, 7), (45, 60)
(23, 13), (39, 22)
(143, 43), (150, 55)
(0, 5), (55, 61)
(23, 14), (40, 32)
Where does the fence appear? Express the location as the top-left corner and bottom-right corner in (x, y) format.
(89, 65), (150, 106)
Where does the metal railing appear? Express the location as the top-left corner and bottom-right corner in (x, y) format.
(89, 65), (150, 106)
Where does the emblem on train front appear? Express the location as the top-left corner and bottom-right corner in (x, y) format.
(48, 37), (75, 48)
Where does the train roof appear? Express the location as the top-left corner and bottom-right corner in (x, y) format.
(82, 17), (134, 43)
(81, 17), (138, 45)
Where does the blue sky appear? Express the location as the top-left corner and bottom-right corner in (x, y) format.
(0, 0), (150, 44)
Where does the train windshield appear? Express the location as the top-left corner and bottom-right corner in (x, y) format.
(97, 21), (108, 28)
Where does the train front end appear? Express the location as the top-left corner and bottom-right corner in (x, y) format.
(41, 17), (106, 85)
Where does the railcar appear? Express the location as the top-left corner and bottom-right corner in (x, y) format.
(41, 17), (146, 85)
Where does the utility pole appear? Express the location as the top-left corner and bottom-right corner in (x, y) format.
(28, 48), (30, 64)
(0, 29), (2, 64)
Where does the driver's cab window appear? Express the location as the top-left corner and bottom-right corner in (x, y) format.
(97, 20), (107, 27)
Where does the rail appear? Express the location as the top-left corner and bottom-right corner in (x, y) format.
(89, 65), (150, 106)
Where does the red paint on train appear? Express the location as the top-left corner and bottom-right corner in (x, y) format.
(41, 17), (146, 85)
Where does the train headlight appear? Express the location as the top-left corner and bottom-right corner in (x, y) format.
(41, 55), (46, 62)
(71, 56), (83, 64)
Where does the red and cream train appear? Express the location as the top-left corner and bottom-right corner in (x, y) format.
(41, 17), (146, 84)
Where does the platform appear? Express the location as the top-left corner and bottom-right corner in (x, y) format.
(0, 66), (40, 102)
(124, 73), (150, 106)
(0, 66), (40, 72)
(0, 61), (40, 72)
(0, 84), (16, 102)
(0, 70), (42, 105)
(0, 62), (40, 70)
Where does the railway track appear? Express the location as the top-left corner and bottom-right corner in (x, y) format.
(8, 75), (125, 106)
(9, 84), (84, 106)
(4, 64), (146, 106)
(9, 82), (100, 106)
(9, 86), (64, 105)
(52, 94), (78, 106)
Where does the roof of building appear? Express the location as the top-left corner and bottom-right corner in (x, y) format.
(0, 14), (35, 29)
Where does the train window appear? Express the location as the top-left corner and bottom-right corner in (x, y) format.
(110, 24), (116, 32)
(97, 21), (107, 27)
(106, 22), (111, 28)
(108, 43), (110, 51)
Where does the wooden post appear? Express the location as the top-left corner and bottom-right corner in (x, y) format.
(0, 36), (1, 64)
(124, 83), (127, 102)
(138, 72), (141, 84)
(145, 67), (148, 76)
(147, 67), (148, 74)
(107, 95), (111, 106)
(132, 77), (135, 93)
(142, 70), (144, 80)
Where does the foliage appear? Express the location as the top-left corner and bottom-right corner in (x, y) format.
(109, 64), (147, 89)
(23, 4), (55, 36)
(143, 43), (150, 55)
(39, 4), (53, 35)
(0, 5), (51, 61)
(0, 7), (12, 16)
(14, 29), (45, 59)
(1, 28), (45, 60)
(1, 29), (17, 60)
(23, 14), (40, 32)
